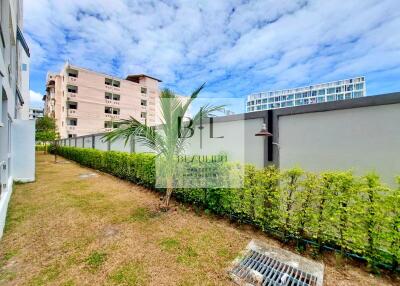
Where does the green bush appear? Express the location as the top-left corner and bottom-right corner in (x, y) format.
(35, 145), (47, 152)
(53, 146), (399, 270)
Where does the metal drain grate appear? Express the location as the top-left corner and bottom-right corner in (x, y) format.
(229, 240), (324, 286)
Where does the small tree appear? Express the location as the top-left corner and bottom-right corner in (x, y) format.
(104, 85), (223, 209)
(36, 116), (57, 153)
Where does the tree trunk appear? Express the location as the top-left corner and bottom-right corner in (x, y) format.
(163, 177), (173, 209)
(54, 140), (58, 163)
(43, 142), (47, 154)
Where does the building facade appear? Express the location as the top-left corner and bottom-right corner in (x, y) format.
(44, 63), (161, 138)
(29, 107), (43, 119)
(0, 0), (34, 237)
(246, 77), (366, 112)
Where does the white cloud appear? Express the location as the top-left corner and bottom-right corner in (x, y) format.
(29, 90), (44, 108)
(24, 0), (400, 97)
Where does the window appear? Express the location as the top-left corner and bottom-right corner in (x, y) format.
(327, 95), (335, 101)
(337, 94), (344, 100)
(295, 93), (302, 99)
(346, 84), (353, 91)
(113, 94), (120, 101)
(68, 118), (77, 126)
(336, 87), (342, 93)
(287, 94), (294, 100)
(0, 21), (5, 60)
(327, 88), (335, 94)
(113, 122), (120, 128)
(105, 92), (112, 100)
(311, 91), (317, 97)
(353, 91), (363, 98)
(345, 93), (351, 99)
(67, 85), (78, 93)
(113, 80), (120, 87)
(67, 69), (78, 78)
(104, 121), (112, 128)
(141, 112), (146, 118)
(105, 78), (112, 86)
(262, 98), (268, 103)
(317, 97), (325, 103)
(22, 63), (27, 71)
(286, 101), (294, 107)
(355, 83), (364, 90)
(67, 102), (77, 109)
(112, 108), (120, 115)
(256, 100), (261, 104)
(318, 89), (325, 95)
(141, 87), (147, 94)
(105, 107), (112, 114)
(141, 99), (147, 106)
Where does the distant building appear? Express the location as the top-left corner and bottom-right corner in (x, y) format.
(246, 77), (366, 112)
(0, 0), (35, 237)
(29, 108), (44, 119)
(44, 63), (162, 138)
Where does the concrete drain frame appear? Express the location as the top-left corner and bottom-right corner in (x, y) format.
(229, 240), (324, 286)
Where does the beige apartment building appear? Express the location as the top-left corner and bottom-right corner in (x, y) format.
(44, 63), (161, 138)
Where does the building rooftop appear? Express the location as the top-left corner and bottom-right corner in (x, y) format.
(126, 74), (162, 83)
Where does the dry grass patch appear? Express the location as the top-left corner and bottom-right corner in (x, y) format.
(0, 153), (398, 286)
(108, 261), (149, 286)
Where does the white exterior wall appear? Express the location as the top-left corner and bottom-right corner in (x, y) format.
(0, 0), (33, 238)
(12, 119), (35, 181)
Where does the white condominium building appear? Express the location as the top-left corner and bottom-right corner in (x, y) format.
(246, 77), (366, 112)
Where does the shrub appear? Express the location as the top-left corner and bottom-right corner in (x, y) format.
(53, 146), (399, 270)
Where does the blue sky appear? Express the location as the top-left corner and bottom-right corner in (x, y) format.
(26, 0), (400, 109)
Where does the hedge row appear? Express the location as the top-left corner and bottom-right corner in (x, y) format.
(53, 146), (400, 270)
(35, 145), (47, 152)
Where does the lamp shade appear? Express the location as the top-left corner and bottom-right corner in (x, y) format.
(255, 123), (272, 137)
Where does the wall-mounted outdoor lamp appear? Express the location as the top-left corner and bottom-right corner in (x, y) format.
(255, 123), (272, 137)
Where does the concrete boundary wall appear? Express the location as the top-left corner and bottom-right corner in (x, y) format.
(56, 92), (400, 186)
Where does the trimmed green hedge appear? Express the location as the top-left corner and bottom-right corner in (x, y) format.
(35, 145), (47, 152)
(53, 146), (400, 270)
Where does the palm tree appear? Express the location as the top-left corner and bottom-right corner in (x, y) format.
(104, 84), (224, 208)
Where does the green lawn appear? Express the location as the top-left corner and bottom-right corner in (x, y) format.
(0, 153), (396, 285)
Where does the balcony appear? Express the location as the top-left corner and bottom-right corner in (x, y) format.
(105, 113), (120, 119)
(68, 76), (78, 83)
(105, 99), (120, 106)
(67, 109), (77, 117)
(67, 92), (77, 99)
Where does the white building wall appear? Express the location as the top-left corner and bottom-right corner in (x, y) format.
(12, 119), (35, 182)
(0, 0), (33, 239)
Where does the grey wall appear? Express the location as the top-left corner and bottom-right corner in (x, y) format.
(278, 103), (400, 186)
(185, 117), (265, 168)
(56, 93), (400, 187)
